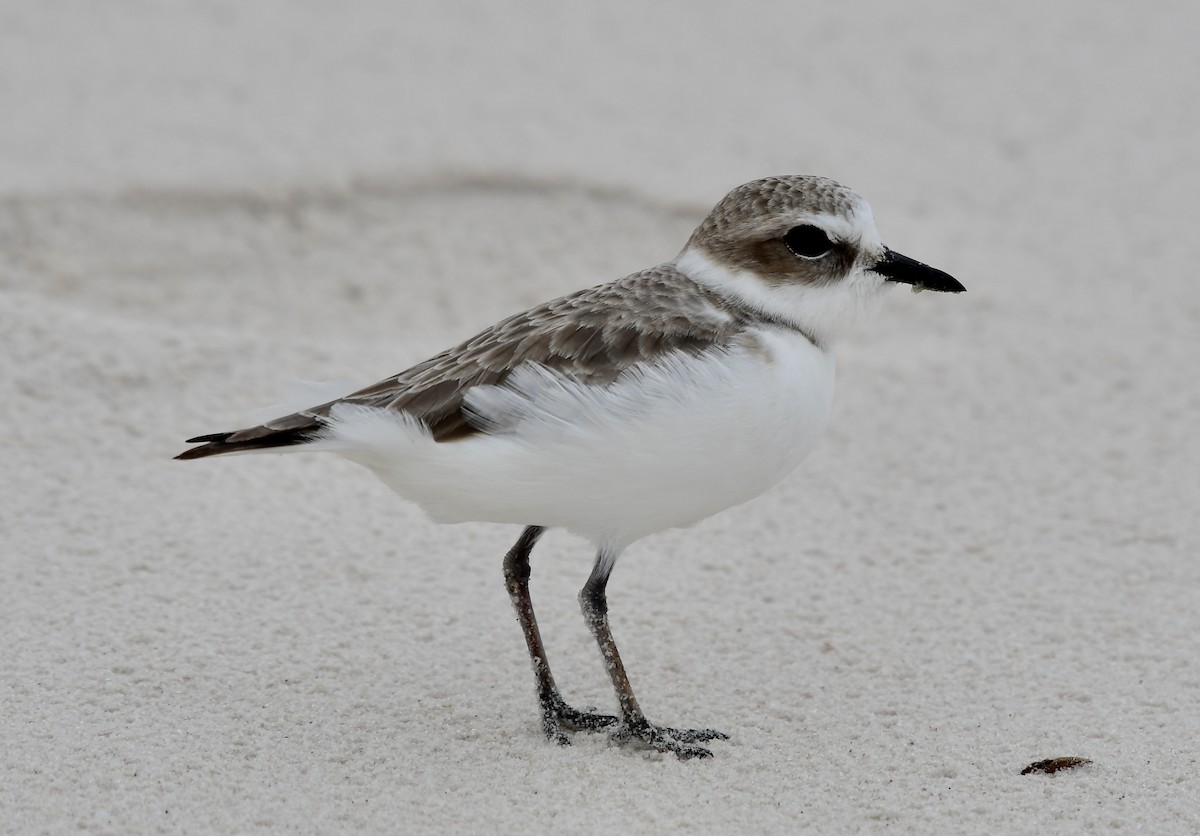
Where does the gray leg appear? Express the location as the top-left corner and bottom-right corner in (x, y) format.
(579, 547), (728, 759)
(503, 526), (617, 744)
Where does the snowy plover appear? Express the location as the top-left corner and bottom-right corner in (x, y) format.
(178, 175), (964, 759)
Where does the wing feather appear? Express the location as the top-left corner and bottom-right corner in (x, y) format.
(176, 265), (746, 458)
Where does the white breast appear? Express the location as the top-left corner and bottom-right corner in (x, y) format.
(324, 327), (835, 550)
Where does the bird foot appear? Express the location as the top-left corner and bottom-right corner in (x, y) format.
(610, 716), (729, 759)
(539, 694), (618, 744)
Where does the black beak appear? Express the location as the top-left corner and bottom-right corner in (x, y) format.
(871, 248), (965, 293)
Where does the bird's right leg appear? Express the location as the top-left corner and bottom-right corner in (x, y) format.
(503, 525), (617, 744)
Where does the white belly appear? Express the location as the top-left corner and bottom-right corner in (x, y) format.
(325, 327), (835, 549)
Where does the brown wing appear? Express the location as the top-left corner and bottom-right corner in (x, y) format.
(176, 266), (745, 459)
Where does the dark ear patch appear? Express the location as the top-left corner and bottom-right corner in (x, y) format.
(699, 236), (855, 287)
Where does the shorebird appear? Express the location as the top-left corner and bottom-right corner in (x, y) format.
(178, 175), (964, 758)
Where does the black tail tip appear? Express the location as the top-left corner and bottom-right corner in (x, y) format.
(184, 432), (233, 445)
(176, 432), (234, 460)
(175, 427), (319, 460)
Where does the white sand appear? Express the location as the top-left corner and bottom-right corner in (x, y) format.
(3, 2), (1199, 832)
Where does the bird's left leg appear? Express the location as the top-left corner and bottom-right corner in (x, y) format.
(579, 546), (728, 759)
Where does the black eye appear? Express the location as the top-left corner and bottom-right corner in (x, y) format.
(783, 225), (833, 259)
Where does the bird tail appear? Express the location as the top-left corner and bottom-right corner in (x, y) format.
(175, 420), (322, 460)
(177, 379), (367, 460)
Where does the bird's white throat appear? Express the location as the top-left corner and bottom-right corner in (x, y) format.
(674, 246), (890, 348)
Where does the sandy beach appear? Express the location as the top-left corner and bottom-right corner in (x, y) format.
(3, 2), (1199, 832)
